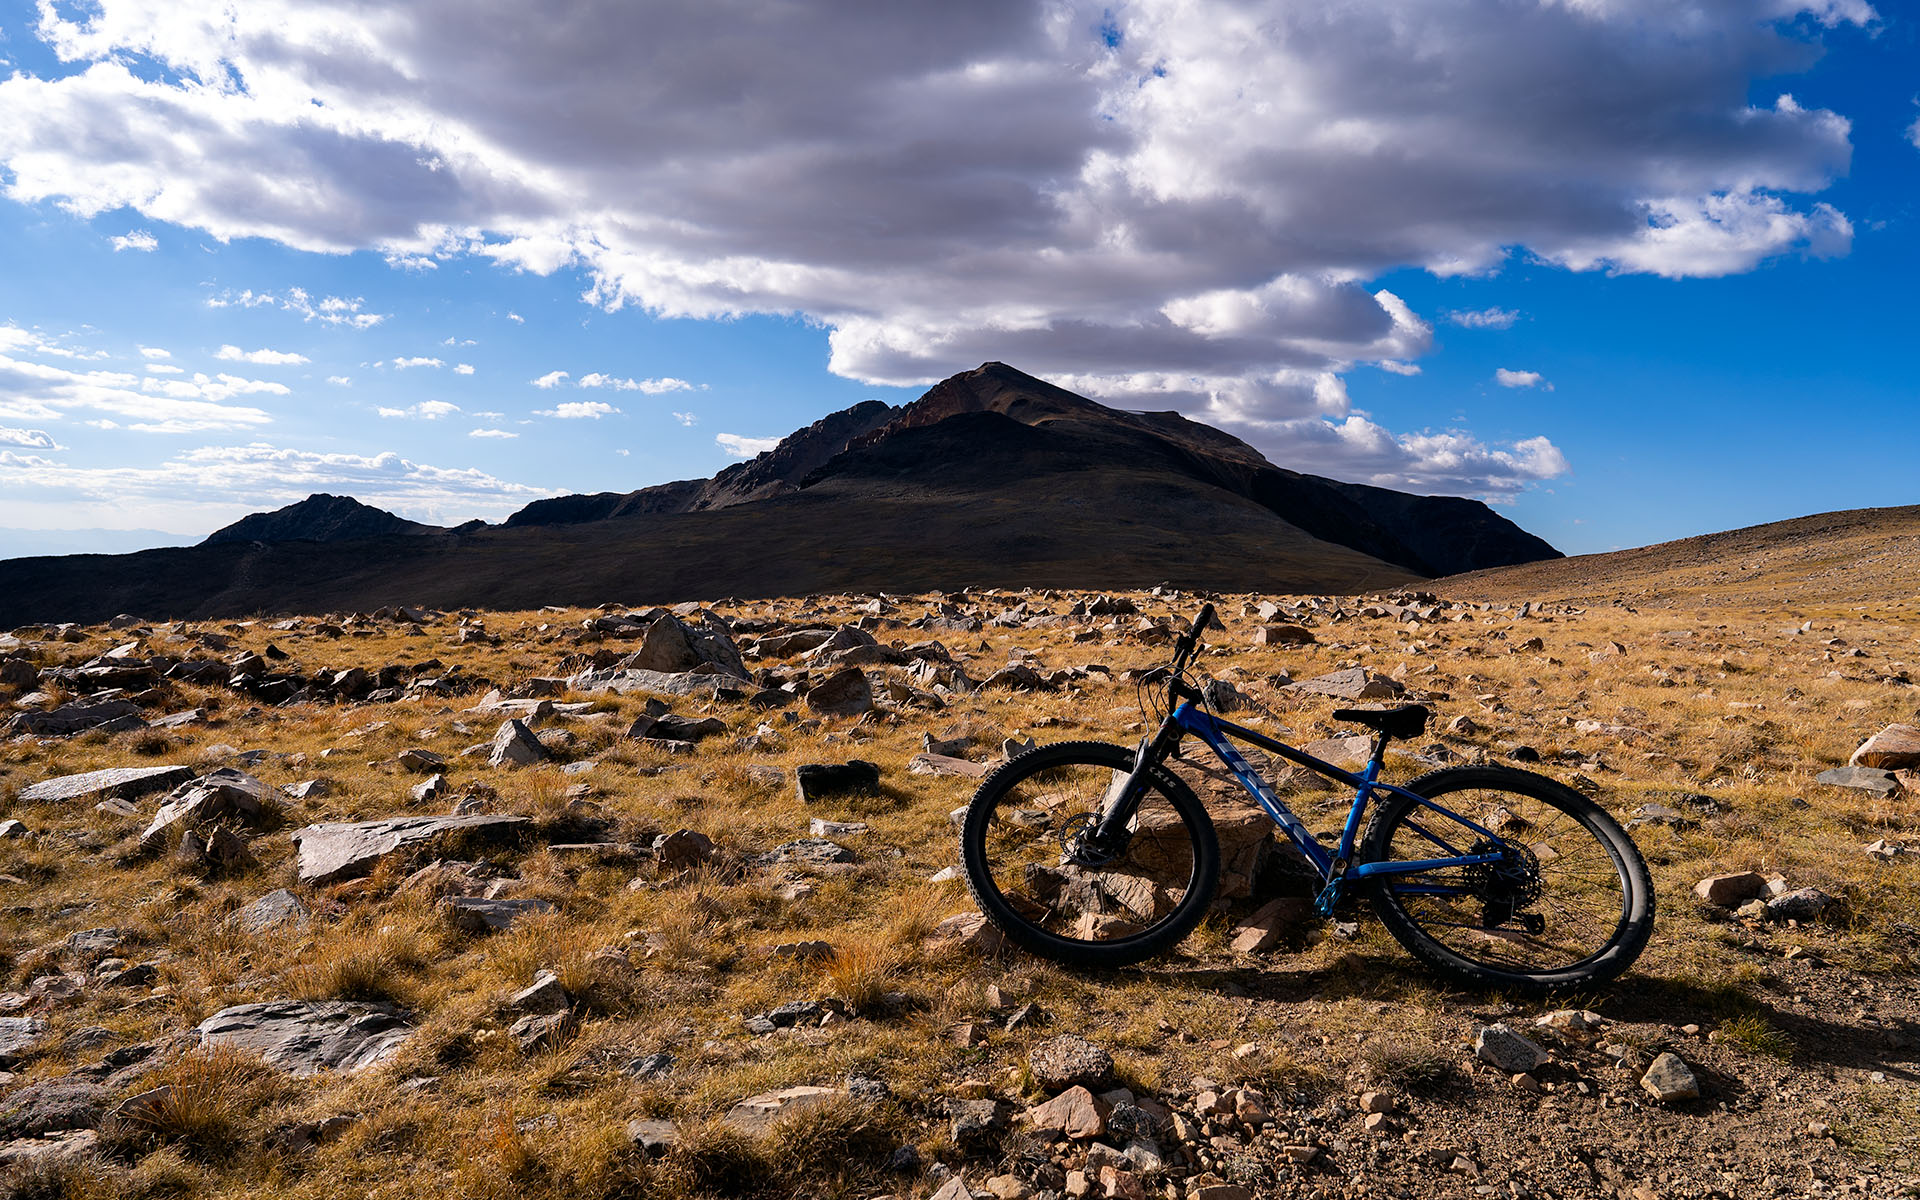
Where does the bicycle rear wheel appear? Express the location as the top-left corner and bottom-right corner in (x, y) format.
(960, 741), (1220, 969)
(1358, 766), (1654, 993)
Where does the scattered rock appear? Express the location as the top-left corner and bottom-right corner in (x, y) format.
(1694, 871), (1768, 908)
(795, 759), (882, 802)
(0, 1018), (48, 1068)
(652, 829), (718, 871)
(805, 667), (874, 717)
(445, 897), (557, 933)
(488, 718), (550, 768)
(1766, 886), (1835, 921)
(1473, 1024), (1548, 1074)
(1815, 766), (1900, 796)
(725, 1085), (844, 1134)
(625, 1117), (678, 1156)
(1027, 1085), (1110, 1139)
(195, 1001), (414, 1077)
(16, 765), (194, 805)
(1028, 1034), (1115, 1092)
(290, 814), (528, 883)
(1849, 723), (1920, 770)
(925, 911), (1008, 955)
(1229, 896), (1314, 954)
(231, 888), (312, 934)
(1286, 668), (1403, 701)
(1640, 1052), (1700, 1103)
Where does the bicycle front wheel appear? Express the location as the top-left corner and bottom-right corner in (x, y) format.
(1359, 765), (1654, 993)
(960, 741), (1220, 969)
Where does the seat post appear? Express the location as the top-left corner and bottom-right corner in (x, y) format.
(1368, 730), (1390, 772)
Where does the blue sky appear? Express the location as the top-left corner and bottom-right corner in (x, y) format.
(0, 0), (1913, 562)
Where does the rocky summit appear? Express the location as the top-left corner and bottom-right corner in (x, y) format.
(0, 537), (1917, 1199)
(0, 363), (1558, 625)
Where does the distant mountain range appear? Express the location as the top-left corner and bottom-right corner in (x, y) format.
(0, 363), (1560, 623)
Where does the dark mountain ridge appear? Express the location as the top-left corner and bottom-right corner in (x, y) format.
(0, 363), (1559, 624)
(201, 493), (443, 545)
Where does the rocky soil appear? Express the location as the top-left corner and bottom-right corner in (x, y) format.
(0, 582), (1916, 1199)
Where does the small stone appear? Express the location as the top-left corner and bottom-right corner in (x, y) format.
(1766, 887), (1835, 921)
(1693, 872), (1767, 908)
(793, 760), (881, 803)
(509, 971), (571, 1014)
(508, 1011), (571, 1052)
(1228, 896), (1313, 954)
(805, 667), (874, 717)
(1640, 1052), (1700, 1103)
(1359, 1091), (1395, 1114)
(625, 1118), (677, 1156)
(652, 829), (718, 871)
(445, 897), (557, 933)
(1027, 1085), (1110, 1139)
(1028, 1034), (1115, 1092)
(1473, 1024), (1548, 1074)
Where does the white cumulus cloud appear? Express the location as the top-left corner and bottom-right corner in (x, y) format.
(390, 356), (444, 370)
(715, 433), (779, 458)
(530, 370), (569, 389)
(0, 0), (1873, 493)
(453, 363), (474, 375)
(110, 229), (156, 252)
(377, 400), (460, 419)
(1494, 368), (1549, 389)
(217, 344), (310, 365)
(468, 428), (516, 438)
(535, 400), (619, 419)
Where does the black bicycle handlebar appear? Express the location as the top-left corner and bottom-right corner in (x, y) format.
(1169, 602), (1216, 673)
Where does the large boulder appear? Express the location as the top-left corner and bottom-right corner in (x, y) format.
(1285, 669), (1403, 701)
(593, 609), (748, 679)
(488, 719), (549, 768)
(140, 767), (278, 844)
(1850, 724), (1920, 771)
(289, 814), (529, 883)
(15, 765), (194, 805)
(806, 667), (874, 717)
(196, 1001), (413, 1077)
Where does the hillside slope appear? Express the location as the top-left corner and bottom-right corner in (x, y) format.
(1436, 505), (1920, 609)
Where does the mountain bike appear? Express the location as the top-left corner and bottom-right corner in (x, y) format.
(959, 603), (1655, 993)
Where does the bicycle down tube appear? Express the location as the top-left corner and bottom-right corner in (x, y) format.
(1168, 701), (1508, 888)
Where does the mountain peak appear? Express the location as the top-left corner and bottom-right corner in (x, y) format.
(202, 494), (443, 546)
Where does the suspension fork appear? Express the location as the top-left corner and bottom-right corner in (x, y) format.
(1090, 716), (1183, 845)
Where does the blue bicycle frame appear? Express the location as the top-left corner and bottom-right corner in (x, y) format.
(1165, 700), (1509, 915)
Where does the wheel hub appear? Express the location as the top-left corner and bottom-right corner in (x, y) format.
(1466, 839), (1543, 929)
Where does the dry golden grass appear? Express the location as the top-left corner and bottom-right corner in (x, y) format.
(0, 583), (1916, 1197)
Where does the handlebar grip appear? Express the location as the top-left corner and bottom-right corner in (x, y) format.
(1192, 603), (1216, 640)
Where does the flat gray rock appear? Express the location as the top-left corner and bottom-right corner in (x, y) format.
(195, 1001), (413, 1077)
(1816, 766), (1900, 796)
(290, 814), (528, 883)
(232, 888), (312, 934)
(565, 666), (751, 699)
(5, 700), (146, 738)
(444, 897), (556, 932)
(0, 1017), (48, 1067)
(16, 765), (194, 804)
(1285, 668), (1403, 701)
